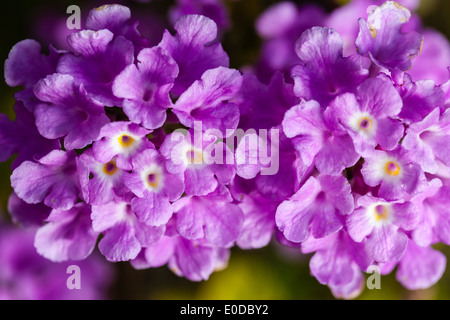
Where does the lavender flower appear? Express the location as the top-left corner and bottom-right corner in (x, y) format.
(235, 126), (302, 200)
(171, 66), (242, 136)
(112, 46), (179, 129)
(403, 108), (450, 174)
(4, 39), (59, 111)
(57, 29), (134, 106)
(132, 234), (230, 281)
(395, 73), (445, 123)
(355, 1), (423, 71)
(92, 121), (154, 171)
(124, 148), (184, 227)
(346, 194), (419, 262)
(11, 150), (79, 210)
(282, 100), (360, 175)
(276, 174), (354, 243)
(330, 76), (404, 156)
(160, 129), (235, 196)
(77, 149), (127, 205)
(172, 184), (244, 247)
(301, 231), (373, 299)
(396, 240), (446, 290)
(361, 147), (422, 200)
(231, 177), (279, 249)
(2, 1), (450, 299)
(236, 72), (299, 131)
(33, 73), (110, 150)
(92, 197), (164, 261)
(34, 203), (99, 262)
(291, 26), (368, 106)
(159, 14), (229, 95)
(85, 4), (149, 51)
(0, 102), (60, 169)
(411, 179), (450, 246)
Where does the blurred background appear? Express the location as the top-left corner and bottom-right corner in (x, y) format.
(0, 0), (450, 299)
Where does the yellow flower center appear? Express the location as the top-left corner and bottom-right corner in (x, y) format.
(384, 161), (400, 176)
(147, 173), (159, 189)
(103, 160), (118, 176)
(359, 117), (373, 130)
(374, 204), (388, 221)
(186, 149), (203, 164)
(118, 134), (135, 148)
(369, 25), (377, 39)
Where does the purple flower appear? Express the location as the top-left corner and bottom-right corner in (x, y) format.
(330, 76), (404, 156)
(235, 187), (279, 249)
(396, 73), (445, 123)
(131, 234), (175, 270)
(112, 46), (179, 129)
(5, 39), (57, 89)
(172, 184), (244, 247)
(171, 66), (242, 136)
(7, 192), (51, 229)
(4, 39), (59, 111)
(396, 240), (446, 290)
(91, 198), (164, 262)
(160, 129), (235, 196)
(276, 174), (354, 243)
(132, 235), (230, 281)
(361, 147), (422, 200)
(236, 72), (299, 131)
(77, 149), (127, 205)
(159, 14), (229, 95)
(291, 26), (368, 106)
(0, 102), (60, 169)
(57, 29), (134, 106)
(325, 0), (420, 57)
(86, 4), (149, 51)
(229, 174), (279, 250)
(403, 108), (450, 174)
(11, 150), (80, 210)
(411, 179), (450, 246)
(346, 194), (419, 262)
(355, 1), (423, 71)
(408, 30), (450, 85)
(33, 73), (110, 150)
(3, 0), (450, 298)
(34, 203), (98, 262)
(235, 126), (304, 201)
(301, 230), (373, 299)
(168, 236), (229, 281)
(124, 148), (184, 227)
(92, 121), (153, 171)
(282, 100), (360, 175)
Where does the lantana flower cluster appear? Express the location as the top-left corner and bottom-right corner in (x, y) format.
(2, 1), (450, 298)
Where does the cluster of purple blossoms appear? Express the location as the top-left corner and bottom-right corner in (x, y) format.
(250, 0), (450, 298)
(1, 0), (450, 299)
(3, 4), (242, 282)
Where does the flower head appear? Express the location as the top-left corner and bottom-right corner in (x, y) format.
(356, 1), (423, 71)
(291, 26), (368, 105)
(347, 194), (419, 262)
